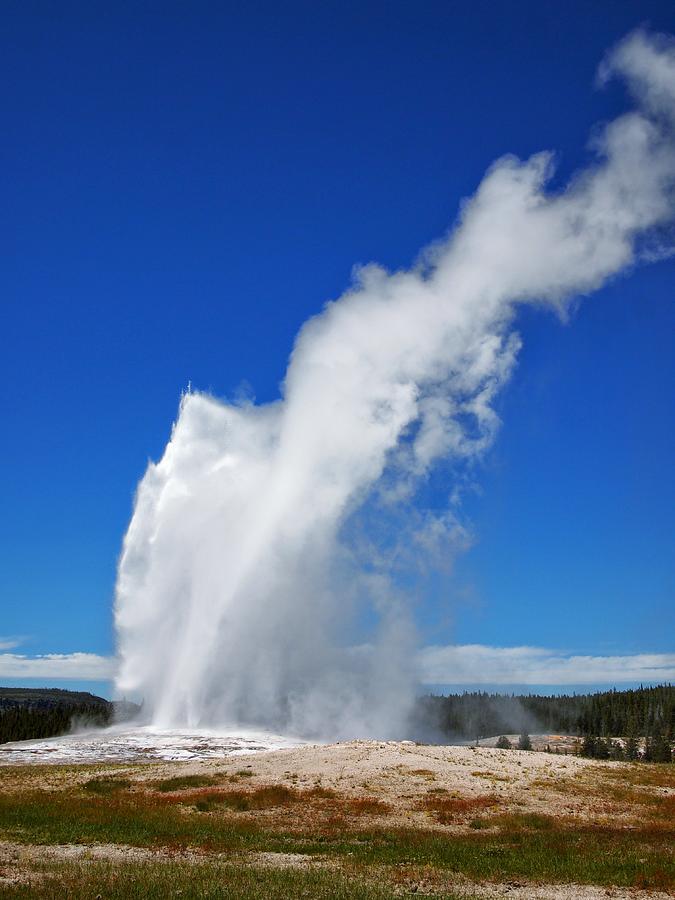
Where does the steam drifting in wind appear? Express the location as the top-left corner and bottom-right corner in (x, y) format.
(115, 31), (675, 738)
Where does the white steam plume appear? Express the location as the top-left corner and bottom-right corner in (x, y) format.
(114, 30), (675, 737)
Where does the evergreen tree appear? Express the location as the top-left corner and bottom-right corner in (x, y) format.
(651, 731), (673, 763)
(624, 735), (639, 761)
(643, 735), (654, 762)
(580, 734), (597, 758)
(609, 740), (624, 761)
(594, 737), (610, 760)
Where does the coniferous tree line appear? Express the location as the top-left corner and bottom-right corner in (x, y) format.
(0, 687), (110, 712)
(0, 702), (112, 744)
(0, 688), (117, 744)
(414, 685), (674, 761)
(2, 684), (672, 757)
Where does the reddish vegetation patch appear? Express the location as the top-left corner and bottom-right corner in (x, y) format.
(305, 787), (338, 800)
(655, 795), (675, 816)
(189, 785), (300, 811)
(341, 797), (391, 816)
(156, 783), (390, 820)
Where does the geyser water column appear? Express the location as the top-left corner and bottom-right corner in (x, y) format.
(114, 30), (675, 738)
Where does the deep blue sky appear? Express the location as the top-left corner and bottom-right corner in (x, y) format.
(1, 1), (673, 691)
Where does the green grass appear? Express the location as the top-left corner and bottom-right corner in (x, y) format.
(0, 789), (261, 851)
(82, 776), (132, 794)
(493, 812), (556, 831)
(345, 826), (674, 889)
(152, 773), (225, 792)
(0, 788), (672, 890)
(0, 860), (423, 900)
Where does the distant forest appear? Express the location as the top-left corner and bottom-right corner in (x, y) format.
(1, 685), (673, 758)
(414, 684), (674, 759)
(0, 688), (138, 745)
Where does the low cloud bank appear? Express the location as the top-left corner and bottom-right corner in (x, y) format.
(0, 638), (21, 651)
(418, 645), (675, 686)
(1, 646), (672, 689)
(0, 653), (117, 681)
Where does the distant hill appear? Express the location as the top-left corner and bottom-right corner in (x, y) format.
(0, 687), (141, 745)
(0, 687), (110, 710)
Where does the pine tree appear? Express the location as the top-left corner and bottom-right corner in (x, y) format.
(518, 732), (532, 751)
(609, 740), (624, 761)
(651, 731), (672, 763)
(580, 734), (597, 758)
(624, 735), (639, 761)
(594, 737), (610, 760)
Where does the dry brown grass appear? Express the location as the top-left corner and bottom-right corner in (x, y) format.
(151, 782), (391, 825)
(527, 766), (675, 834)
(341, 797), (391, 816)
(490, 811), (557, 831)
(175, 784), (302, 811)
(471, 770), (512, 782)
(602, 763), (675, 790)
(421, 793), (500, 824)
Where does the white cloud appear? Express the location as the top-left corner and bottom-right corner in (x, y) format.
(417, 644), (675, 685)
(1, 645), (671, 689)
(0, 637), (22, 651)
(0, 653), (116, 681)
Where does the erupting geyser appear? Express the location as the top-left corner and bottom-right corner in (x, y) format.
(114, 31), (675, 738)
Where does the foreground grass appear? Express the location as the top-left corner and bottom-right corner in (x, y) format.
(533, 761), (675, 813)
(0, 782), (673, 891)
(0, 860), (422, 900)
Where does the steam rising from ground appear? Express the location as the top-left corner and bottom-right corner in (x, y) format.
(115, 31), (675, 737)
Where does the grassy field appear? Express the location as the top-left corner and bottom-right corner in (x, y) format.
(0, 749), (673, 898)
(0, 859), (413, 900)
